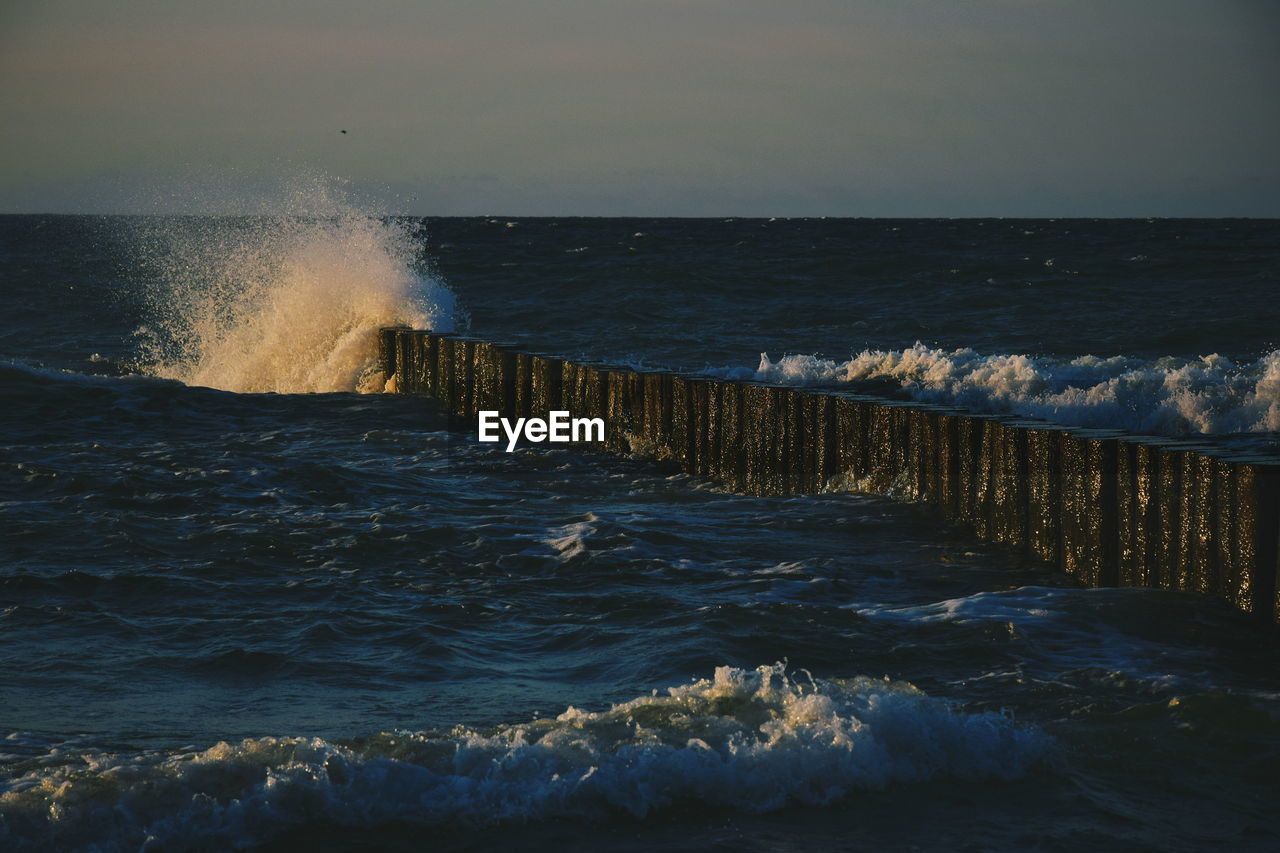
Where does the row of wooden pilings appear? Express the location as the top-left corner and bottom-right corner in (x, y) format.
(379, 327), (1280, 624)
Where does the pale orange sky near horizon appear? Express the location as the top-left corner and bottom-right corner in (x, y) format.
(1, 0), (1277, 216)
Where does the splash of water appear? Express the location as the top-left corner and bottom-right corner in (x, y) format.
(132, 182), (461, 394)
(747, 343), (1280, 435)
(0, 664), (1049, 850)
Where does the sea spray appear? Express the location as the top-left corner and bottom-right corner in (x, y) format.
(747, 343), (1280, 435)
(130, 183), (462, 394)
(0, 664), (1049, 851)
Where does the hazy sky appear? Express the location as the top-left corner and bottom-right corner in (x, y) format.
(2, 0), (1277, 216)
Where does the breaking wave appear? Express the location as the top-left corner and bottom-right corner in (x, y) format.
(131, 181), (461, 394)
(0, 664), (1048, 851)
(747, 343), (1280, 435)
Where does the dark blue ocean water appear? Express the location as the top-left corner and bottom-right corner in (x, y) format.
(2, 212), (1279, 851)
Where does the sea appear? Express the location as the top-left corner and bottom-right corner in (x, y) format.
(2, 201), (1279, 851)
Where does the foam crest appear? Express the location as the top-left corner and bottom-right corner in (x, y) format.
(0, 664), (1048, 850)
(752, 343), (1280, 435)
(132, 181), (461, 394)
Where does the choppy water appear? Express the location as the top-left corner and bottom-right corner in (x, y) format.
(2, 209), (1279, 851)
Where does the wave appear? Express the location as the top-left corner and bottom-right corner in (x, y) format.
(0, 664), (1048, 851)
(738, 343), (1280, 435)
(131, 180), (462, 394)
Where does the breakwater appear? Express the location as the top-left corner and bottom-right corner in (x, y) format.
(379, 327), (1280, 623)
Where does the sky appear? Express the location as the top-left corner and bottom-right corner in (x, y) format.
(1, 0), (1277, 216)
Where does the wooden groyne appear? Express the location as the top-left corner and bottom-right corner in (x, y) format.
(379, 327), (1280, 623)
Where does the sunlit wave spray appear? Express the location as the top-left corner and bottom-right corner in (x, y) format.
(132, 179), (461, 393)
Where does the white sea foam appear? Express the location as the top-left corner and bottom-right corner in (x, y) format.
(747, 343), (1280, 435)
(0, 664), (1048, 851)
(543, 515), (599, 561)
(133, 180), (461, 394)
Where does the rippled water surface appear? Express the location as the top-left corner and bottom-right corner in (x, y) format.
(1, 212), (1278, 851)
